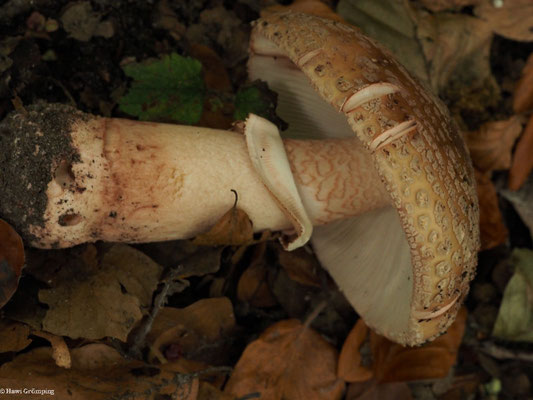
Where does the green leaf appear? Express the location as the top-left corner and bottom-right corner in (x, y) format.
(118, 53), (205, 125)
(234, 85), (271, 121)
(492, 248), (533, 342)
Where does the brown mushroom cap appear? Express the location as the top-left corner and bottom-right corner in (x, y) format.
(249, 12), (480, 345)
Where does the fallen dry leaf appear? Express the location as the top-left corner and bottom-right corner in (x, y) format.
(0, 319), (32, 353)
(191, 43), (235, 129)
(475, 0), (533, 42)
(465, 116), (524, 173)
(224, 319), (345, 400)
(147, 297), (236, 364)
(338, 0), (498, 101)
(338, 319), (374, 383)
(0, 343), (199, 400)
(417, 12), (496, 97)
(417, 0), (481, 12)
(513, 52), (533, 113)
(346, 379), (413, 400)
(32, 330), (71, 368)
(509, 114), (533, 190)
(0, 218), (24, 308)
(237, 243), (278, 308)
(371, 308), (467, 382)
(438, 374), (481, 400)
(500, 172), (533, 241)
(263, 0), (345, 22)
(492, 248), (533, 342)
(476, 170), (508, 250)
(237, 262), (277, 307)
(276, 244), (323, 287)
(193, 191), (254, 246)
(38, 244), (162, 341)
(198, 382), (235, 400)
(190, 43), (231, 92)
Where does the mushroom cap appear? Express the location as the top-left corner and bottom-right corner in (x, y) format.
(250, 12), (480, 345)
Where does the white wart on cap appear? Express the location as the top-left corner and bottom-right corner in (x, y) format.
(249, 11), (480, 345)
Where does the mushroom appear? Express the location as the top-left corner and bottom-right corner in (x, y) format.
(0, 11), (479, 345)
(248, 12), (479, 345)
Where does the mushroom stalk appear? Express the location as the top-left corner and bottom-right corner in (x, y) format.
(0, 104), (389, 249)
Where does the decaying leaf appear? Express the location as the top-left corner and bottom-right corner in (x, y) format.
(224, 319), (345, 400)
(237, 243), (278, 308)
(32, 330), (71, 368)
(191, 43), (234, 130)
(500, 173), (533, 241)
(337, 0), (498, 102)
(39, 244), (162, 341)
(199, 382), (235, 400)
(193, 191), (254, 246)
(338, 319), (374, 383)
(0, 343), (199, 400)
(263, 0), (345, 22)
(190, 43), (231, 92)
(493, 248), (533, 342)
(465, 116), (524, 173)
(371, 308), (467, 382)
(346, 379), (413, 400)
(60, 1), (103, 42)
(0, 319), (32, 353)
(0, 218), (24, 308)
(147, 297), (236, 364)
(417, 0), (482, 12)
(337, 0), (430, 86)
(476, 170), (508, 250)
(276, 244), (323, 287)
(475, 0), (533, 42)
(513, 53), (533, 113)
(509, 114), (533, 191)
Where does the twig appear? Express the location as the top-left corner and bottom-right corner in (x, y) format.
(479, 342), (533, 363)
(128, 266), (190, 359)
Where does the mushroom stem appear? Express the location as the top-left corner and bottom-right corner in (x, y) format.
(0, 104), (389, 249)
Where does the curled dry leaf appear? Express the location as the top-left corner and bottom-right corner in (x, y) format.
(513, 53), (533, 113)
(32, 330), (71, 369)
(262, 0), (345, 22)
(338, 319), (374, 383)
(475, 170), (508, 250)
(509, 114), (533, 191)
(475, 0), (533, 42)
(224, 319), (345, 400)
(147, 297), (236, 364)
(192, 192), (254, 246)
(0, 319), (32, 353)
(370, 308), (467, 382)
(465, 116), (524, 173)
(0, 218), (24, 308)
(0, 343), (199, 400)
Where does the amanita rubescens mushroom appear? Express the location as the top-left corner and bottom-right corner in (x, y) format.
(0, 12), (479, 345)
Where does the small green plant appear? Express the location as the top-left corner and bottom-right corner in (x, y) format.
(119, 53), (205, 125)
